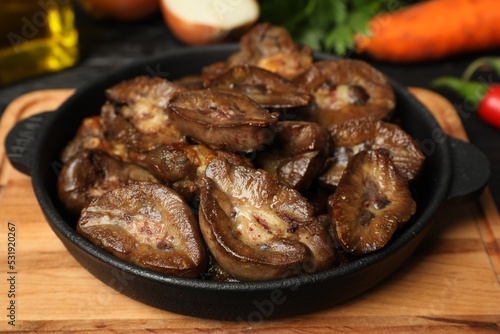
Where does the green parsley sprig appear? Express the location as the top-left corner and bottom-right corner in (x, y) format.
(260, 0), (417, 56)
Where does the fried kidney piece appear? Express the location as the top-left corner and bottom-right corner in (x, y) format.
(173, 75), (205, 90)
(295, 60), (395, 126)
(256, 121), (330, 193)
(319, 117), (425, 188)
(203, 23), (313, 80)
(167, 89), (279, 153)
(199, 157), (335, 281)
(57, 150), (158, 215)
(145, 142), (252, 200)
(329, 150), (416, 255)
(60, 116), (130, 163)
(205, 65), (310, 109)
(102, 76), (185, 154)
(61, 116), (105, 163)
(77, 182), (206, 277)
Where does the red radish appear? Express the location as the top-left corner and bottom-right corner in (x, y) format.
(160, 0), (260, 46)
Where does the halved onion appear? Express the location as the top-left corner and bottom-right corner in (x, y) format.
(160, 0), (260, 45)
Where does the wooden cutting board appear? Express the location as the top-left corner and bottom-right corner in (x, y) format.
(0, 88), (499, 333)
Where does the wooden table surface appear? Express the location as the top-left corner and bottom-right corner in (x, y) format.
(0, 88), (499, 333)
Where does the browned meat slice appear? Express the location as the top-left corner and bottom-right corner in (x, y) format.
(295, 60), (395, 126)
(145, 142), (252, 200)
(199, 157), (335, 281)
(61, 116), (105, 163)
(60, 116), (130, 163)
(205, 65), (310, 109)
(201, 61), (228, 80)
(239, 22), (299, 55)
(173, 75), (205, 90)
(102, 76), (185, 154)
(319, 117), (425, 188)
(57, 150), (158, 214)
(77, 182), (206, 277)
(256, 121), (330, 193)
(167, 89), (279, 153)
(329, 150), (416, 255)
(202, 23), (313, 80)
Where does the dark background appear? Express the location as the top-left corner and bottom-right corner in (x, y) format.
(1, 6), (499, 207)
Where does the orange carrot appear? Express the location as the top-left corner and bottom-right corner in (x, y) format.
(355, 0), (500, 63)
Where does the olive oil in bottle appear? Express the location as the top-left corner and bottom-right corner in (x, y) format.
(0, 0), (79, 85)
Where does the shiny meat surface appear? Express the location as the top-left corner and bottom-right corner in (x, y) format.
(145, 142), (252, 200)
(58, 150), (158, 215)
(206, 65), (310, 108)
(319, 117), (425, 188)
(295, 60), (395, 126)
(102, 76), (185, 153)
(330, 150), (416, 255)
(167, 89), (279, 152)
(78, 182), (206, 277)
(199, 157), (335, 280)
(202, 23), (313, 80)
(256, 121), (330, 193)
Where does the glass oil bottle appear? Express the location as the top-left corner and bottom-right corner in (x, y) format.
(0, 0), (79, 85)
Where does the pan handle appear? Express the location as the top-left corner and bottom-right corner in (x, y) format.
(447, 137), (490, 200)
(4, 112), (53, 176)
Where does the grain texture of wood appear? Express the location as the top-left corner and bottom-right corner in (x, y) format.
(0, 88), (499, 333)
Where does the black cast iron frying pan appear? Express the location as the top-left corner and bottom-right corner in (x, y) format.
(4, 45), (490, 321)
